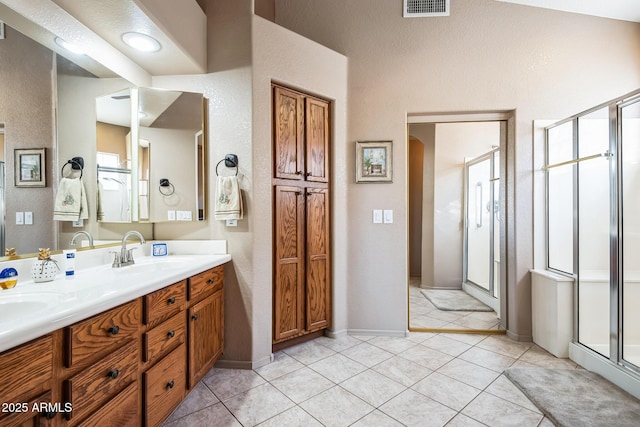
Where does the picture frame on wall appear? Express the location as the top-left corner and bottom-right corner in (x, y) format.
(15, 148), (46, 187)
(355, 140), (393, 183)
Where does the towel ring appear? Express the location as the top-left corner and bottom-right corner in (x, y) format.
(216, 154), (238, 176)
(61, 158), (84, 179)
(159, 178), (175, 196)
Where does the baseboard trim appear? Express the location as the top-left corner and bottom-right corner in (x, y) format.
(325, 329), (348, 339)
(506, 330), (533, 342)
(347, 329), (406, 337)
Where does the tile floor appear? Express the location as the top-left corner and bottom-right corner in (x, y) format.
(409, 279), (502, 331)
(163, 330), (579, 426)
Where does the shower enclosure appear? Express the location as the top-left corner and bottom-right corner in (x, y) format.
(546, 89), (640, 375)
(463, 148), (500, 311)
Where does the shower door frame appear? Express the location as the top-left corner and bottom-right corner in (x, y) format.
(463, 147), (500, 310)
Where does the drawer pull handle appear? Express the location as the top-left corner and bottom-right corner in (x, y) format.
(191, 314), (199, 321)
(41, 410), (56, 420)
(207, 278), (215, 284)
(108, 326), (120, 335)
(107, 369), (120, 379)
(167, 330), (175, 338)
(166, 380), (175, 389)
(167, 297), (176, 304)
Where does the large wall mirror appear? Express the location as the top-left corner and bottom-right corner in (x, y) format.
(0, 17), (207, 257)
(95, 87), (206, 224)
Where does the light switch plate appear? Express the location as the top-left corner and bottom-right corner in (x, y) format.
(24, 212), (33, 225)
(373, 209), (383, 224)
(15, 212), (24, 225)
(167, 210), (176, 221)
(383, 209), (393, 224)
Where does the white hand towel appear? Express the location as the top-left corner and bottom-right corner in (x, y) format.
(54, 177), (88, 221)
(214, 176), (243, 220)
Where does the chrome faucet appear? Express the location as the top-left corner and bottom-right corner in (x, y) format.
(113, 230), (146, 268)
(70, 231), (94, 248)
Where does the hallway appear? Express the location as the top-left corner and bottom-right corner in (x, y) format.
(163, 332), (574, 426)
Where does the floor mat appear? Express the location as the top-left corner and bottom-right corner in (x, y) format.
(420, 289), (492, 311)
(504, 367), (640, 427)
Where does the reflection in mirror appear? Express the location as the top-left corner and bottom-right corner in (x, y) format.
(0, 125), (5, 254)
(96, 89), (133, 223)
(138, 87), (206, 222)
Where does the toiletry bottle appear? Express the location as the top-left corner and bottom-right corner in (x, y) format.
(63, 249), (76, 279)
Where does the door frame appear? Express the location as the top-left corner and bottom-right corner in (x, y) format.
(406, 111), (514, 332)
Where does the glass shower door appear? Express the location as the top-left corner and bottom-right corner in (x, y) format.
(465, 151), (497, 296)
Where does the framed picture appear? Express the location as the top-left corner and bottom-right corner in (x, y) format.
(15, 148), (46, 187)
(355, 141), (393, 183)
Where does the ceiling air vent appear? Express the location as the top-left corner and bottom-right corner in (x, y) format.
(403, 0), (450, 18)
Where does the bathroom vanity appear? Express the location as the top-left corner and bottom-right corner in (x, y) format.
(0, 245), (229, 427)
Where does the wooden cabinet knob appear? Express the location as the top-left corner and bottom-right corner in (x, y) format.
(295, 170), (302, 175)
(306, 172), (312, 176)
(167, 297), (176, 304)
(207, 278), (215, 284)
(167, 330), (175, 338)
(191, 314), (199, 321)
(108, 326), (120, 335)
(107, 369), (119, 379)
(166, 380), (175, 389)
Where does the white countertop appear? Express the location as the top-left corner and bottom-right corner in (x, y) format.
(0, 242), (230, 353)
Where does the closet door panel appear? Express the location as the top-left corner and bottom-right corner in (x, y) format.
(274, 87), (304, 181)
(305, 98), (329, 183)
(306, 188), (331, 331)
(274, 186), (305, 341)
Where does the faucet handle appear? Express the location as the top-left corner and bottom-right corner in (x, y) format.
(110, 251), (121, 268)
(125, 247), (138, 264)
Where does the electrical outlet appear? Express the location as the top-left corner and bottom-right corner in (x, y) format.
(72, 219), (84, 227)
(226, 219), (238, 227)
(177, 210), (192, 221)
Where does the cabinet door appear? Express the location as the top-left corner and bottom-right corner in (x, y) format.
(274, 86), (304, 180)
(0, 391), (55, 427)
(273, 185), (305, 342)
(305, 97), (329, 183)
(306, 188), (331, 331)
(188, 291), (223, 388)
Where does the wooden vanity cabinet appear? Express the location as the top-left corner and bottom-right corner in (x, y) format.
(187, 266), (224, 388)
(0, 336), (54, 427)
(0, 263), (226, 427)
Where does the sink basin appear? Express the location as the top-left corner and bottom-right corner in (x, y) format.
(95, 256), (192, 275)
(0, 293), (62, 324)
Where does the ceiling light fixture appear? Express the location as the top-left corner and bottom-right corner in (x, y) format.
(122, 32), (161, 52)
(54, 37), (85, 55)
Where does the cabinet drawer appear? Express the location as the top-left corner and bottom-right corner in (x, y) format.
(77, 382), (138, 427)
(189, 266), (223, 302)
(65, 299), (140, 368)
(0, 390), (55, 427)
(144, 312), (186, 363)
(144, 280), (186, 326)
(144, 344), (186, 427)
(0, 335), (52, 403)
(65, 340), (138, 423)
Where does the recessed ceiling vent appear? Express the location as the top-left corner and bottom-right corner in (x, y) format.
(403, 0), (450, 18)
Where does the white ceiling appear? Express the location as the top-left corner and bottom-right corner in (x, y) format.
(496, 0), (640, 23)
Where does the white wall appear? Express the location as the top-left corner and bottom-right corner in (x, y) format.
(275, 0), (640, 339)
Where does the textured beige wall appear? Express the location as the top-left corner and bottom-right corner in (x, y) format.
(275, 0), (640, 339)
(0, 26), (55, 254)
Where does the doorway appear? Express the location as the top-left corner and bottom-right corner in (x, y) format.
(408, 116), (509, 332)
